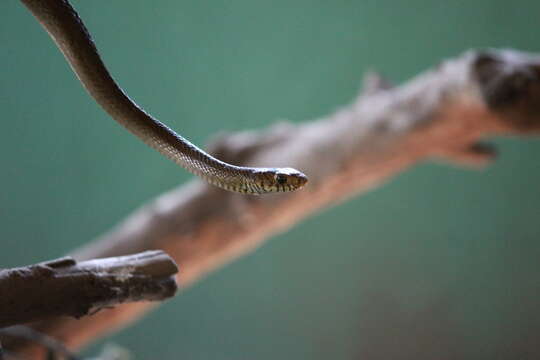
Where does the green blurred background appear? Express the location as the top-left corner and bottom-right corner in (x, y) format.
(2, 0), (540, 359)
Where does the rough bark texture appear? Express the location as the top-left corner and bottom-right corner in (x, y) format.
(0, 251), (178, 328)
(9, 48), (540, 357)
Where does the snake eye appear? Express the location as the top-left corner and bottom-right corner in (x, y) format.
(275, 173), (287, 185)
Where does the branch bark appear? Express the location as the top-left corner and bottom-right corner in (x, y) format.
(0, 251), (178, 328)
(10, 48), (540, 357)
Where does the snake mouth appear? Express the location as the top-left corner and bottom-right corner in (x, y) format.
(291, 172), (308, 190)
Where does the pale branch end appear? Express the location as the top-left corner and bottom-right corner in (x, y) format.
(9, 48), (540, 357)
(0, 250), (178, 328)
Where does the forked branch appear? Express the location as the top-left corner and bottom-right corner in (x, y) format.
(9, 49), (540, 357)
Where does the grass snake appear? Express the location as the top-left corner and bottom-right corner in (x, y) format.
(20, 0), (308, 194)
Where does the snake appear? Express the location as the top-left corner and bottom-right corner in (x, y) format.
(20, 0), (307, 194)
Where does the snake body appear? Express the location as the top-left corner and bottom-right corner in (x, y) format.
(20, 0), (307, 194)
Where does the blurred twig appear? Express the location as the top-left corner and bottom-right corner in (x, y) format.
(1, 328), (131, 360)
(0, 327), (78, 360)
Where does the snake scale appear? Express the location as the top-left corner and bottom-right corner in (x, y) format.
(20, 0), (308, 194)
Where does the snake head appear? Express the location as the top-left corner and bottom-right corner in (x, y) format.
(254, 167), (308, 193)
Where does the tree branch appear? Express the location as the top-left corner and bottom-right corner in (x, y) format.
(10, 48), (540, 357)
(0, 251), (178, 328)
